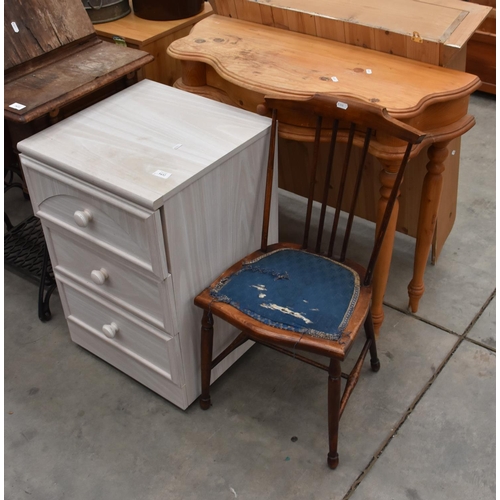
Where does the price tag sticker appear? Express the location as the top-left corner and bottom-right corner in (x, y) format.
(152, 170), (172, 179)
(9, 102), (26, 110)
(11, 22), (19, 33)
(366, 69), (372, 74)
(336, 102), (348, 110)
(331, 76), (339, 82)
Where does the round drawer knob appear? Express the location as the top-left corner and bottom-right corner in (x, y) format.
(74, 209), (93, 227)
(90, 268), (109, 285)
(102, 322), (118, 339)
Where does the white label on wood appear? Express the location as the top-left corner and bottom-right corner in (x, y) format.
(336, 102), (348, 110)
(9, 102), (26, 110)
(152, 170), (172, 179)
(331, 76), (339, 82)
(366, 69), (372, 74)
(11, 22), (19, 33)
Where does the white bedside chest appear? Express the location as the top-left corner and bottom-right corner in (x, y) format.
(18, 80), (278, 409)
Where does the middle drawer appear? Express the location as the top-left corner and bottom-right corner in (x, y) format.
(45, 223), (177, 334)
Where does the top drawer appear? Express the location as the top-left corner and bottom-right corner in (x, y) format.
(21, 156), (169, 279)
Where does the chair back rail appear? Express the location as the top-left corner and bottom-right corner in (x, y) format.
(260, 94), (425, 287)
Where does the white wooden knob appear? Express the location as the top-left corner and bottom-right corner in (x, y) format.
(73, 209), (93, 227)
(102, 322), (118, 339)
(90, 268), (109, 285)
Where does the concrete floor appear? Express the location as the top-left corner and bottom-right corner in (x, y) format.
(4, 92), (495, 500)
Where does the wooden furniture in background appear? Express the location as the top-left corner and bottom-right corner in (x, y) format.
(168, 15), (481, 332)
(211, 0), (489, 67)
(94, 1), (212, 85)
(465, 0), (496, 94)
(18, 80), (278, 409)
(196, 94), (425, 469)
(4, 0), (153, 127)
(4, 0), (153, 320)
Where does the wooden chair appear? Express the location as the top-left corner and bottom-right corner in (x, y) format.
(194, 94), (425, 469)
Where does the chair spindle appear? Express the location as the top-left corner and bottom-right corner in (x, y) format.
(303, 115), (323, 249)
(315, 119), (340, 253)
(260, 108), (278, 253)
(328, 122), (356, 258)
(340, 128), (373, 262)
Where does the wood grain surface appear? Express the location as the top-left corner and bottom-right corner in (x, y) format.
(95, 2), (213, 45)
(4, 0), (94, 70)
(211, 0), (490, 65)
(251, 0), (465, 42)
(18, 80), (272, 211)
(48, 227), (175, 332)
(163, 135), (279, 405)
(22, 156), (169, 279)
(168, 16), (479, 116)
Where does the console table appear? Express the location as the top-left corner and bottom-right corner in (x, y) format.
(18, 81), (278, 408)
(168, 15), (481, 333)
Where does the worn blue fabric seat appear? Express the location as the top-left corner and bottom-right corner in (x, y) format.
(210, 248), (360, 341)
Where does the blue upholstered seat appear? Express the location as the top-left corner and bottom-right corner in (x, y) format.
(210, 248), (360, 341)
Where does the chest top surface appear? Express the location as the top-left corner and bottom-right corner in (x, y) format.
(249, 0), (488, 45)
(17, 80), (271, 210)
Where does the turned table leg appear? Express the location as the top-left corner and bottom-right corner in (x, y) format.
(371, 159), (402, 335)
(408, 141), (449, 313)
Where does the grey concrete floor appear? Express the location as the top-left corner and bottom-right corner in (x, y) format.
(4, 92), (495, 500)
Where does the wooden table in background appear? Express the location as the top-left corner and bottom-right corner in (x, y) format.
(168, 14), (481, 334)
(95, 2), (212, 86)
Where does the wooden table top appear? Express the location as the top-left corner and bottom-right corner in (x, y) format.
(4, 39), (153, 123)
(95, 2), (212, 46)
(168, 16), (480, 119)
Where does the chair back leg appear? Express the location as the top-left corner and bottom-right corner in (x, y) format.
(327, 358), (342, 469)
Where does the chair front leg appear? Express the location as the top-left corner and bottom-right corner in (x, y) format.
(200, 310), (214, 410)
(327, 358), (342, 469)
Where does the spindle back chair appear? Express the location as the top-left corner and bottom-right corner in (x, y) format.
(194, 94), (425, 469)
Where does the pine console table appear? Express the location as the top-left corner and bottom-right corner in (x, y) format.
(168, 14), (481, 333)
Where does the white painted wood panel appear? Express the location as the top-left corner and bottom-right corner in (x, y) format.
(163, 134), (279, 406)
(18, 80), (272, 211)
(22, 157), (168, 278)
(67, 318), (188, 409)
(59, 278), (180, 380)
(45, 224), (177, 333)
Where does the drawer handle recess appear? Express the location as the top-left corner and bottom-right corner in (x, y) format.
(91, 268), (109, 285)
(102, 322), (118, 339)
(74, 209), (93, 227)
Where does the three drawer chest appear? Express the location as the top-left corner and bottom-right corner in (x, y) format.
(19, 80), (278, 409)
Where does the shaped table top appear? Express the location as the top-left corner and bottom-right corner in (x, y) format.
(168, 15), (481, 119)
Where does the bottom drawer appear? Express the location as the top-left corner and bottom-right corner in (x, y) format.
(58, 278), (189, 409)
(68, 319), (188, 409)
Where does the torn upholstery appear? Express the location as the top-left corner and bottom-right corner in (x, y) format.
(210, 248), (360, 341)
